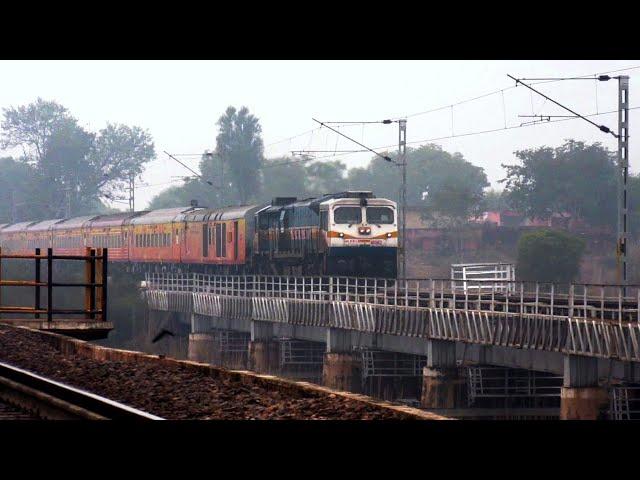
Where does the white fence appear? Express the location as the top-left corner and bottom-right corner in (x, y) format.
(451, 263), (515, 294)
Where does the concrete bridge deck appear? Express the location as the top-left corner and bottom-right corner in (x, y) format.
(144, 273), (640, 419)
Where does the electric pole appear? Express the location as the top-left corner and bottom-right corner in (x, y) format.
(65, 187), (72, 218)
(398, 119), (407, 279)
(509, 73), (629, 289)
(220, 155), (225, 206)
(128, 175), (135, 212)
(618, 75), (630, 288)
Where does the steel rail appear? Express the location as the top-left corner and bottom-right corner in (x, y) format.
(0, 361), (164, 420)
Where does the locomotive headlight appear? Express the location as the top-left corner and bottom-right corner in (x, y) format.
(386, 232), (392, 238)
(339, 232), (344, 238)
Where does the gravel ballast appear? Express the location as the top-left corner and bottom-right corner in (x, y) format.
(0, 325), (444, 420)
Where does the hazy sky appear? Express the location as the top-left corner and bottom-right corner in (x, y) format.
(0, 60), (637, 209)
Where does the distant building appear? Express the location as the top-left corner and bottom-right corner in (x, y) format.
(470, 210), (572, 229)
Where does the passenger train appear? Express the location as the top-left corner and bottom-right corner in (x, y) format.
(0, 191), (398, 277)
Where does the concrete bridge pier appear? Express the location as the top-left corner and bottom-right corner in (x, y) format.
(560, 355), (609, 420)
(248, 321), (280, 374)
(188, 314), (220, 364)
(421, 340), (467, 409)
(322, 329), (362, 393)
(188, 332), (222, 365)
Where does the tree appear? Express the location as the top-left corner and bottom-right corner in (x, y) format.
(305, 160), (348, 197)
(0, 157), (38, 223)
(37, 121), (95, 218)
(347, 144), (488, 226)
(260, 157), (308, 202)
(0, 99), (156, 219)
(1, 98), (73, 165)
(215, 106), (264, 205)
(501, 140), (617, 227)
(516, 229), (585, 283)
(88, 123), (156, 204)
(483, 189), (510, 212)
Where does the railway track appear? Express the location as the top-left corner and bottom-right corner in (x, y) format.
(0, 399), (39, 419)
(0, 361), (164, 420)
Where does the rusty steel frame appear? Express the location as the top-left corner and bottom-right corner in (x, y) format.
(466, 366), (562, 406)
(609, 384), (640, 420)
(0, 248), (108, 323)
(360, 349), (426, 379)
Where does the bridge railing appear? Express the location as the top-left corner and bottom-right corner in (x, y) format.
(144, 273), (640, 323)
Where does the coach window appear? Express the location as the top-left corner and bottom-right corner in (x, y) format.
(366, 207), (394, 225)
(333, 207), (362, 225)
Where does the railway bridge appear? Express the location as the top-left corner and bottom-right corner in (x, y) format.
(144, 273), (640, 419)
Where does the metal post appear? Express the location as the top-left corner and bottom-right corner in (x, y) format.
(398, 119), (407, 279)
(129, 175), (135, 212)
(618, 76), (630, 292)
(35, 248), (41, 319)
(47, 248), (53, 322)
(90, 249), (96, 319)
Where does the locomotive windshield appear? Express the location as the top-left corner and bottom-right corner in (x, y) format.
(366, 207), (394, 224)
(334, 207), (362, 224)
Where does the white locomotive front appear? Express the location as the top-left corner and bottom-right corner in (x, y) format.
(320, 192), (397, 277)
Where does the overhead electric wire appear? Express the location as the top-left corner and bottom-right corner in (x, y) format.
(264, 127), (322, 149)
(168, 66), (640, 165)
(154, 64), (640, 193)
(312, 118), (395, 163)
(136, 179), (186, 190)
(393, 64), (640, 121)
(507, 74), (617, 137)
(303, 106), (638, 163)
(163, 150), (217, 187)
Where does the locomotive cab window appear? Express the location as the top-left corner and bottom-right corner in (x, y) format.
(366, 207), (394, 224)
(333, 207), (362, 225)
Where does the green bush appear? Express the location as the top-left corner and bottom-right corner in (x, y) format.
(516, 229), (585, 283)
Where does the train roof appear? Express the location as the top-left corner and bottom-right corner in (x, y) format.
(259, 193), (380, 215)
(87, 211), (148, 228)
(130, 207), (203, 225)
(183, 204), (262, 222)
(1, 221), (38, 233)
(51, 215), (99, 230)
(26, 218), (65, 232)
